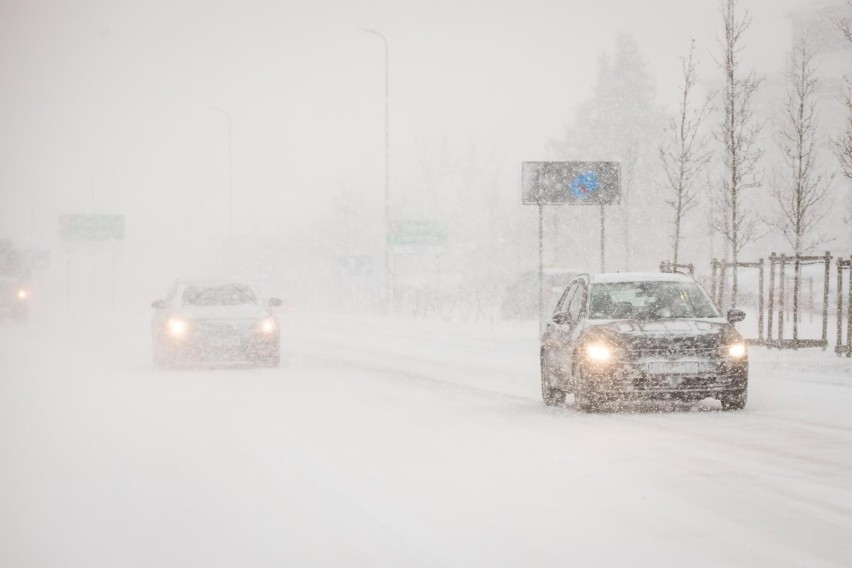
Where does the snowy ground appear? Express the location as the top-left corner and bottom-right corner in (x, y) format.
(2, 311), (852, 567)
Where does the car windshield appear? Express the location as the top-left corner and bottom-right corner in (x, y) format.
(588, 281), (720, 320)
(181, 284), (258, 306)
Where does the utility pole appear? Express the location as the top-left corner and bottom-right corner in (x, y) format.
(361, 28), (391, 309)
(213, 107), (233, 235)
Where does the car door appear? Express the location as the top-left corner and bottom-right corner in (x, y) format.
(542, 280), (579, 389)
(564, 280), (589, 388)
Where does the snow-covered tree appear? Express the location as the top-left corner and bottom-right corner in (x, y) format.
(771, 33), (832, 258)
(659, 40), (713, 266)
(712, 0), (764, 309)
(551, 33), (663, 271)
(833, 0), (852, 229)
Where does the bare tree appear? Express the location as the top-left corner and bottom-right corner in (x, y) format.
(771, 33), (832, 258)
(659, 40), (713, 266)
(838, 0), (852, 43)
(712, 0), (763, 309)
(833, 1), (852, 226)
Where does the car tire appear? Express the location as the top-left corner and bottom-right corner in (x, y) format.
(720, 389), (747, 411)
(574, 365), (601, 413)
(152, 342), (174, 370)
(262, 352), (280, 368)
(540, 350), (566, 407)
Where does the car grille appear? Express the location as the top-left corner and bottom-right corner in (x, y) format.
(192, 319), (256, 335)
(635, 347), (717, 359)
(631, 375), (734, 390)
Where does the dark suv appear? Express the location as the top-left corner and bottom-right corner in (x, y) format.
(540, 272), (748, 412)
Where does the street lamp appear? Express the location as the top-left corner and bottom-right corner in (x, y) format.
(361, 28), (390, 309)
(212, 106), (233, 235)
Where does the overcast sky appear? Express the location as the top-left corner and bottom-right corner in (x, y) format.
(0, 0), (827, 248)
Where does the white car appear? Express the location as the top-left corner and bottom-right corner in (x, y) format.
(151, 279), (283, 368)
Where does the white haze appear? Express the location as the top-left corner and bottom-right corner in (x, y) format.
(0, 0), (835, 309)
(5, 2), (852, 567)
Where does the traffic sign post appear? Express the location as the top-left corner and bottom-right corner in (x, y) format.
(521, 161), (621, 328)
(59, 214), (124, 308)
(522, 161), (621, 206)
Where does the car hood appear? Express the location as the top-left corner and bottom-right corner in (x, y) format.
(584, 318), (739, 349)
(175, 304), (272, 321)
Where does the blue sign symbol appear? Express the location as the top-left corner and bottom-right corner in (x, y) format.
(570, 171), (600, 200)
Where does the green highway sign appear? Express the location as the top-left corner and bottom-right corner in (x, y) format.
(387, 220), (447, 247)
(59, 214), (125, 241)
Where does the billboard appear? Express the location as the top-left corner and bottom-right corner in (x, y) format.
(522, 161), (621, 205)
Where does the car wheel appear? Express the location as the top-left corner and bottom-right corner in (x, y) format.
(573, 365), (601, 413)
(720, 389), (747, 411)
(152, 342), (174, 370)
(540, 350), (566, 407)
(262, 351), (280, 368)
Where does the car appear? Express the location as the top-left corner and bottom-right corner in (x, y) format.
(540, 272), (748, 412)
(0, 239), (31, 323)
(151, 279), (284, 368)
(501, 267), (582, 319)
(0, 275), (30, 322)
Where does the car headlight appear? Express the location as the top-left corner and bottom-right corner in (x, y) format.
(167, 318), (188, 337)
(17, 288), (29, 300)
(259, 316), (276, 334)
(727, 343), (747, 358)
(585, 343), (612, 362)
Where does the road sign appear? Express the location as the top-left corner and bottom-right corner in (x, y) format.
(24, 249), (50, 271)
(522, 161), (620, 205)
(334, 255), (373, 275)
(387, 220), (447, 247)
(59, 215), (125, 241)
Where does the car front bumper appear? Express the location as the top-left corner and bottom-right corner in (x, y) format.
(579, 358), (748, 401)
(157, 333), (279, 363)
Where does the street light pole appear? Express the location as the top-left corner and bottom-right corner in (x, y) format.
(213, 107), (233, 235)
(361, 28), (390, 309)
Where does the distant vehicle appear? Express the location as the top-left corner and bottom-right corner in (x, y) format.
(501, 267), (582, 320)
(540, 272), (749, 412)
(0, 239), (31, 323)
(151, 279), (283, 368)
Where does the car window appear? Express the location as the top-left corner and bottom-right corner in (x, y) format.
(588, 281), (720, 319)
(555, 281), (578, 314)
(567, 281), (586, 322)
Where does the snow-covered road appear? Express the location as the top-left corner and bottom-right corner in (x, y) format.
(2, 312), (852, 567)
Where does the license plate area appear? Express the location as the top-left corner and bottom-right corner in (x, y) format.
(208, 335), (243, 349)
(646, 361), (702, 375)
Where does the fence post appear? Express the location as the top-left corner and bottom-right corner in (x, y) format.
(847, 262), (852, 357)
(837, 257), (844, 354)
(822, 251), (830, 348)
(793, 255), (800, 347)
(768, 253), (776, 345)
(758, 257), (765, 343)
(710, 259), (719, 306)
(779, 254), (786, 346)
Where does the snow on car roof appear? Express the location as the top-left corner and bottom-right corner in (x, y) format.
(590, 272), (694, 284)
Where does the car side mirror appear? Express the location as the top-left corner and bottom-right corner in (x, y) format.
(151, 299), (166, 309)
(727, 309), (746, 324)
(552, 311), (572, 326)
(268, 298), (283, 307)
